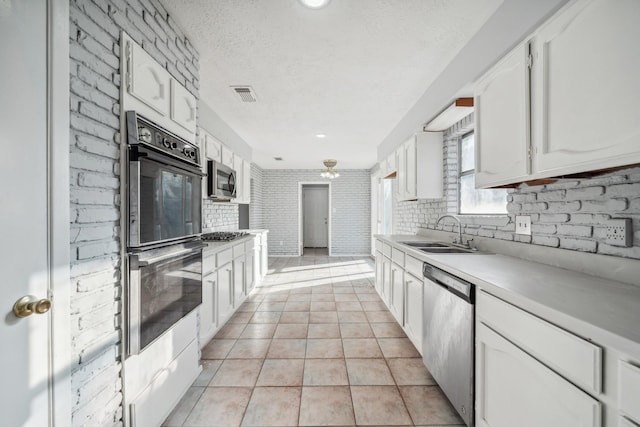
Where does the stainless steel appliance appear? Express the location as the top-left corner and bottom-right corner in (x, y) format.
(125, 111), (205, 355)
(127, 111), (202, 248)
(423, 262), (475, 427)
(207, 160), (236, 200)
(128, 240), (205, 355)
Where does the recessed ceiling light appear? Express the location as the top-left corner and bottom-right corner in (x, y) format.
(299, 0), (331, 9)
(315, 133), (327, 139)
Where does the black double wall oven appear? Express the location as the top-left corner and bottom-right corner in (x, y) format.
(126, 111), (205, 355)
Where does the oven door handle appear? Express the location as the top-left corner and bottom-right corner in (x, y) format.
(136, 243), (207, 266)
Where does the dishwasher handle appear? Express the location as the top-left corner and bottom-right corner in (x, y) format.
(423, 262), (474, 304)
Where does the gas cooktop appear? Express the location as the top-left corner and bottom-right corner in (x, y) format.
(201, 231), (249, 242)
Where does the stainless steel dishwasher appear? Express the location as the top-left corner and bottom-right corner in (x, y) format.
(422, 262), (474, 427)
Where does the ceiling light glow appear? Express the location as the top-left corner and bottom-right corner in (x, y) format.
(299, 0), (331, 9)
(315, 133), (327, 138)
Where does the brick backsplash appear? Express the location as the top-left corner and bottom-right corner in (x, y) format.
(394, 113), (640, 260)
(250, 163), (265, 229)
(69, 0), (199, 425)
(203, 200), (239, 229)
(262, 169), (371, 255)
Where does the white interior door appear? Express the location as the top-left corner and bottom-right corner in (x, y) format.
(0, 1), (69, 425)
(303, 187), (329, 248)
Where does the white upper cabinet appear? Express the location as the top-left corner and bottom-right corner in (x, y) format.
(397, 132), (443, 200)
(170, 79), (197, 133)
(473, 0), (640, 188)
(122, 33), (197, 142)
(204, 132), (222, 163)
(128, 40), (171, 116)
(222, 146), (234, 168)
(474, 43), (531, 188)
(530, 0), (640, 177)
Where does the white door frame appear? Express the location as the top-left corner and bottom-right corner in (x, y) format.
(298, 182), (331, 256)
(49, 0), (72, 424)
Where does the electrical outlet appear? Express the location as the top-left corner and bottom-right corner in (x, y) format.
(605, 218), (632, 247)
(515, 215), (531, 235)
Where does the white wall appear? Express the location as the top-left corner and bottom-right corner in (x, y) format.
(263, 169), (370, 255)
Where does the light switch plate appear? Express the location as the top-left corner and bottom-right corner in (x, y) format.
(606, 218), (632, 247)
(515, 215), (531, 235)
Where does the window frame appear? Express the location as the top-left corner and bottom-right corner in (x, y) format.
(457, 131), (508, 216)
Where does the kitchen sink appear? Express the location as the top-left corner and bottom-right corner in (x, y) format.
(418, 247), (474, 254)
(400, 241), (449, 248)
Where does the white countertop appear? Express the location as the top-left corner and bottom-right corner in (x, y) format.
(376, 234), (640, 358)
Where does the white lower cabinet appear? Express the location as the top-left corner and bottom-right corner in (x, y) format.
(381, 255), (392, 307)
(217, 262), (234, 324)
(389, 262), (404, 325)
(404, 272), (423, 354)
(199, 270), (217, 345)
(375, 251), (384, 295)
(476, 322), (601, 427)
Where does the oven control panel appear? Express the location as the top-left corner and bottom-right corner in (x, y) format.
(127, 111), (200, 167)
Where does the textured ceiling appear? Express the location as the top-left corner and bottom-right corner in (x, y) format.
(163, 0), (503, 169)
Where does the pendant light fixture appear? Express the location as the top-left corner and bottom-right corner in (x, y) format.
(320, 159), (340, 179)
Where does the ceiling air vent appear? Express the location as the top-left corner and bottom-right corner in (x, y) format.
(232, 86), (257, 102)
(274, 157), (283, 161)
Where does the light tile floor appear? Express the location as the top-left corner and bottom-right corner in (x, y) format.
(163, 255), (464, 427)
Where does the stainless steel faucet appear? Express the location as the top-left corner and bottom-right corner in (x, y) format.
(436, 215), (467, 247)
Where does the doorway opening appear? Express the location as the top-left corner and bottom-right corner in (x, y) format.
(299, 183), (331, 256)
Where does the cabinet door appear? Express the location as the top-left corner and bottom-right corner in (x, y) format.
(205, 132), (222, 163)
(245, 249), (254, 293)
(170, 79), (196, 133)
(474, 43), (531, 188)
(128, 40), (171, 116)
(404, 137), (416, 200)
(396, 143), (407, 200)
(222, 146), (234, 168)
(233, 257), (245, 307)
(389, 263), (404, 325)
(381, 256), (392, 306)
(530, 0), (640, 176)
(199, 271), (217, 346)
(476, 322), (601, 427)
(375, 251), (384, 296)
(404, 273), (422, 353)
(233, 154), (243, 202)
(217, 263), (233, 324)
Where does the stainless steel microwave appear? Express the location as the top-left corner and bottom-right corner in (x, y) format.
(207, 160), (236, 199)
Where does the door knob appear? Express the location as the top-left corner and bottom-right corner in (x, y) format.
(13, 295), (52, 318)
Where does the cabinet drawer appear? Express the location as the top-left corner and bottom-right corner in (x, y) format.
(405, 255), (422, 278)
(620, 361), (640, 423)
(375, 239), (383, 253)
(217, 248), (232, 266)
(391, 248), (404, 266)
(203, 252), (216, 275)
(477, 291), (602, 394)
(233, 243), (245, 259)
(382, 242), (391, 257)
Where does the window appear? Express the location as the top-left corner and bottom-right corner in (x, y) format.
(459, 132), (507, 214)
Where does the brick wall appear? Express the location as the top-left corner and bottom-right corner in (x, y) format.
(263, 169), (370, 255)
(69, 0), (199, 425)
(203, 200), (239, 230)
(250, 163), (265, 229)
(394, 114), (640, 260)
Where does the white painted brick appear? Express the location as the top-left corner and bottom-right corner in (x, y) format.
(75, 134), (120, 159)
(556, 224), (592, 237)
(565, 186), (605, 201)
(547, 201), (581, 212)
(531, 224), (556, 234)
(539, 213), (570, 223)
(537, 190), (566, 201)
(70, 188), (116, 205)
(581, 198), (628, 212)
(532, 235), (560, 247)
(77, 171), (119, 189)
(559, 237), (597, 253)
(76, 207), (120, 223)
